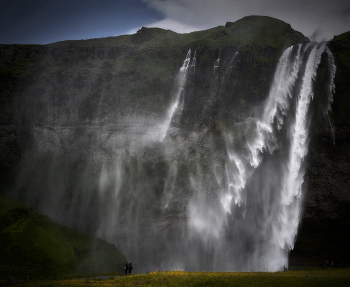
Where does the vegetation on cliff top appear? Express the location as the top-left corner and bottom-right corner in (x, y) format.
(48, 16), (307, 52)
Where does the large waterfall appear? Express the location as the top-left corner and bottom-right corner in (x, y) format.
(12, 41), (335, 272)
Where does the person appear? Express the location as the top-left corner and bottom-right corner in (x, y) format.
(124, 262), (128, 275)
(128, 261), (133, 274)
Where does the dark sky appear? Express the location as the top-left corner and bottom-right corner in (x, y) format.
(1, 0), (349, 44)
(0, 0), (162, 44)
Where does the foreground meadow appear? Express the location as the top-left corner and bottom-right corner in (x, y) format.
(3, 268), (350, 286)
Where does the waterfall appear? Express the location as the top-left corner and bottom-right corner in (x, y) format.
(188, 50), (241, 241)
(211, 47), (222, 97)
(160, 49), (192, 140)
(272, 43), (336, 266)
(12, 40), (336, 273)
(220, 44), (303, 217)
(191, 49), (197, 69)
(187, 42), (335, 271)
(214, 47), (222, 68)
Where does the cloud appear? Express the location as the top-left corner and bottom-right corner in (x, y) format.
(142, 0), (350, 41)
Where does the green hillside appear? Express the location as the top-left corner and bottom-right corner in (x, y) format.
(0, 195), (126, 279)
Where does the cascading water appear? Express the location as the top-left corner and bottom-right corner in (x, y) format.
(210, 48), (222, 102)
(160, 48), (192, 140)
(188, 50), (241, 244)
(271, 43), (336, 268)
(12, 41), (336, 273)
(219, 45), (303, 217)
(191, 49), (197, 69)
(187, 42), (335, 271)
(214, 47), (222, 68)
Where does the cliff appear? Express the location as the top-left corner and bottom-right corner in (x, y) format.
(289, 31), (350, 266)
(0, 15), (349, 270)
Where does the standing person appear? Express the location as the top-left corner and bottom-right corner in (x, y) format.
(128, 261), (133, 274)
(124, 262), (128, 275)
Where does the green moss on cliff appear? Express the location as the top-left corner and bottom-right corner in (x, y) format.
(0, 195), (126, 278)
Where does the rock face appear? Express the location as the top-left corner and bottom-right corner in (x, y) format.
(290, 126), (350, 266)
(0, 15), (349, 269)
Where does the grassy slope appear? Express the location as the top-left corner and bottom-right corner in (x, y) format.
(0, 195), (126, 279)
(47, 16), (306, 51)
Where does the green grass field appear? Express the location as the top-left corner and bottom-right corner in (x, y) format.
(2, 268), (349, 286)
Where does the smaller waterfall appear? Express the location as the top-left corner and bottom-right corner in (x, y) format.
(160, 49), (192, 140)
(229, 51), (239, 69)
(211, 47), (222, 97)
(324, 47), (337, 144)
(187, 50), (241, 243)
(214, 47), (222, 68)
(221, 51), (239, 86)
(201, 48), (225, 120)
(191, 49), (197, 69)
